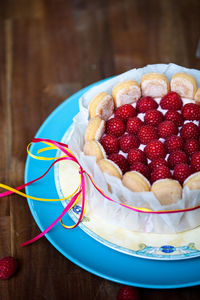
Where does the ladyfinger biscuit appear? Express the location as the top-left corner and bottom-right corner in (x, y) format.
(170, 72), (197, 99)
(194, 88), (200, 104)
(112, 80), (141, 107)
(84, 117), (105, 142)
(83, 140), (106, 161)
(183, 172), (200, 190)
(122, 171), (150, 192)
(141, 73), (170, 97)
(151, 179), (182, 205)
(97, 159), (122, 179)
(88, 92), (114, 121)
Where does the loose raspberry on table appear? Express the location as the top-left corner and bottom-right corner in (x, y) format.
(130, 162), (150, 179)
(106, 117), (126, 137)
(164, 110), (184, 127)
(115, 104), (137, 121)
(101, 134), (119, 154)
(164, 135), (184, 153)
(127, 148), (147, 165)
(184, 139), (200, 156)
(138, 125), (158, 145)
(0, 256), (18, 280)
(119, 134), (140, 153)
(173, 163), (192, 185)
(144, 109), (164, 126)
(158, 121), (178, 139)
(160, 91), (183, 110)
(182, 103), (200, 120)
(126, 117), (143, 134)
(151, 165), (172, 183)
(180, 122), (199, 140)
(108, 153), (129, 174)
(117, 285), (140, 300)
(144, 140), (166, 161)
(136, 96), (158, 113)
(167, 150), (188, 169)
(149, 158), (168, 171)
(191, 151), (200, 172)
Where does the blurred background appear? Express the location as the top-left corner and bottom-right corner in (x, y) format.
(0, 0), (200, 299)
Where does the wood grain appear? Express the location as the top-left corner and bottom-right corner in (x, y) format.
(0, 0), (200, 299)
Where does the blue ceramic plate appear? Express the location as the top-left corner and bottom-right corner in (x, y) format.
(25, 80), (200, 288)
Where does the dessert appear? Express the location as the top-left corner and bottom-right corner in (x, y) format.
(84, 116), (105, 142)
(97, 159), (122, 179)
(141, 73), (169, 97)
(122, 171), (150, 192)
(194, 88), (200, 104)
(112, 80), (141, 107)
(151, 179), (182, 205)
(88, 92), (114, 120)
(183, 172), (200, 190)
(170, 72), (197, 99)
(83, 140), (106, 161)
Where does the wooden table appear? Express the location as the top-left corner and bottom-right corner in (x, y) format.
(1, 0), (200, 299)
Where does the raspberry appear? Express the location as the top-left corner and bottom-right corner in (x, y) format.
(136, 96), (158, 113)
(184, 139), (200, 156)
(127, 149), (147, 165)
(164, 135), (184, 153)
(108, 153), (129, 174)
(173, 163), (192, 185)
(182, 103), (200, 120)
(144, 140), (166, 160)
(149, 158), (168, 171)
(180, 122), (199, 140)
(120, 134), (140, 153)
(167, 150), (188, 169)
(106, 117), (126, 137)
(130, 162), (150, 179)
(191, 151), (200, 172)
(138, 125), (158, 145)
(164, 110), (184, 127)
(115, 104), (137, 121)
(0, 256), (18, 280)
(126, 117), (143, 134)
(151, 165), (172, 183)
(117, 285), (140, 300)
(144, 109), (164, 126)
(160, 92), (183, 110)
(101, 134), (119, 154)
(158, 121), (178, 139)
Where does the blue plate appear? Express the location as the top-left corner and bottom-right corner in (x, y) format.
(25, 80), (200, 289)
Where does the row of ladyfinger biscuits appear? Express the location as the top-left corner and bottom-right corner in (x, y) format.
(88, 72), (200, 122)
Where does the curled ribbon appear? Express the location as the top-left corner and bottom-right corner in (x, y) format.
(1, 137), (200, 247)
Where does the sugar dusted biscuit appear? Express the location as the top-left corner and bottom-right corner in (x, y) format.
(83, 140), (106, 161)
(122, 171), (150, 192)
(183, 172), (200, 190)
(88, 92), (114, 120)
(97, 159), (122, 179)
(112, 80), (141, 107)
(194, 88), (200, 104)
(170, 72), (197, 99)
(151, 179), (182, 205)
(84, 117), (105, 142)
(141, 73), (169, 97)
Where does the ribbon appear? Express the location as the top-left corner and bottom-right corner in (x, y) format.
(1, 138), (200, 247)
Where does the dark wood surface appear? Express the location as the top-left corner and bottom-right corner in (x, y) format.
(1, 0), (200, 299)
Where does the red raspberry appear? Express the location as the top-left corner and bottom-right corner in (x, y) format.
(158, 121), (178, 139)
(182, 103), (200, 120)
(164, 110), (184, 127)
(120, 134), (140, 153)
(167, 150), (188, 169)
(108, 153), (129, 174)
(138, 125), (158, 145)
(127, 149), (147, 165)
(160, 92), (183, 110)
(173, 163), (192, 185)
(149, 158), (168, 171)
(106, 117), (126, 137)
(184, 139), (200, 156)
(144, 109), (164, 126)
(144, 140), (166, 160)
(0, 256), (18, 280)
(151, 165), (172, 183)
(117, 285), (140, 300)
(136, 96), (158, 113)
(126, 117), (143, 134)
(180, 122), (199, 140)
(130, 162), (150, 179)
(191, 151), (200, 172)
(101, 134), (119, 154)
(164, 135), (184, 153)
(115, 104), (137, 121)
